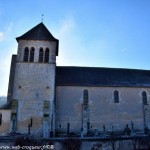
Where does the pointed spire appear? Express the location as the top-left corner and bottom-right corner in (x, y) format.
(16, 22), (58, 42)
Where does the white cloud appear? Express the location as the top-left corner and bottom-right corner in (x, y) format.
(55, 17), (88, 66)
(0, 55), (11, 96)
(57, 17), (75, 36)
(0, 44), (16, 96)
(120, 48), (127, 52)
(0, 32), (5, 41)
(5, 22), (13, 34)
(55, 17), (77, 65)
(0, 22), (13, 42)
(56, 17), (104, 67)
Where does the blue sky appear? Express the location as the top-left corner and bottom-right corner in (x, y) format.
(1, 0), (150, 95)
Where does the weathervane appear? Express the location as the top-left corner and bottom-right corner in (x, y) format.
(42, 14), (44, 22)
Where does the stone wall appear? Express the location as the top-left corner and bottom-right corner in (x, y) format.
(17, 40), (57, 63)
(12, 39), (57, 137)
(0, 110), (11, 135)
(55, 86), (149, 134)
(7, 55), (17, 103)
(13, 63), (56, 136)
(0, 138), (148, 150)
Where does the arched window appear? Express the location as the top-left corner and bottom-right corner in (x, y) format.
(39, 48), (44, 62)
(23, 47), (29, 62)
(142, 91), (148, 105)
(44, 48), (49, 63)
(29, 47), (35, 62)
(0, 113), (2, 126)
(114, 90), (119, 103)
(83, 89), (89, 105)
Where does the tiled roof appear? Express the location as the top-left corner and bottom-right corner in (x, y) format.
(56, 66), (150, 87)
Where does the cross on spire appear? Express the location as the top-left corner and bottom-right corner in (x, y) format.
(42, 14), (44, 22)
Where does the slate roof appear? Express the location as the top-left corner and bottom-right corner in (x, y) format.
(16, 22), (58, 41)
(56, 66), (150, 87)
(0, 101), (11, 110)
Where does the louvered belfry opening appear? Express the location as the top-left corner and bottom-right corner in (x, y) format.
(29, 47), (35, 62)
(44, 48), (49, 63)
(39, 48), (44, 62)
(23, 47), (29, 62)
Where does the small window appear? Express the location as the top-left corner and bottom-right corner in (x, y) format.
(29, 47), (35, 62)
(44, 48), (49, 63)
(83, 89), (88, 105)
(23, 47), (29, 62)
(0, 113), (2, 126)
(114, 90), (119, 103)
(39, 48), (44, 62)
(142, 91), (148, 105)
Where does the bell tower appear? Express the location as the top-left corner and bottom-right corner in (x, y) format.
(12, 22), (58, 137)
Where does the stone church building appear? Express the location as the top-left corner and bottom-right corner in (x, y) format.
(0, 22), (150, 138)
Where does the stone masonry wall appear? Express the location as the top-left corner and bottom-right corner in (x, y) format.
(13, 63), (56, 136)
(12, 39), (57, 136)
(16, 40), (57, 63)
(0, 110), (11, 135)
(55, 86), (149, 134)
(7, 55), (17, 103)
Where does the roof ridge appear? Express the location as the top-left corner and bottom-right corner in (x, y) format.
(56, 66), (150, 72)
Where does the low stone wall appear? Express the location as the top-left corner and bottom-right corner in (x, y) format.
(0, 135), (149, 150)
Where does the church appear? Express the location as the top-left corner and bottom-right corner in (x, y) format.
(0, 22), (150, 138)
